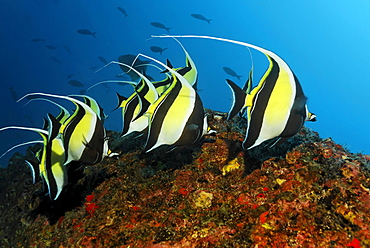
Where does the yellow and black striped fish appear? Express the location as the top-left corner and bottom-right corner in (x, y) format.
(152, 35), (316, 150)
(19, 93), (113, 165)
(0, 114), (67, 200)
(135, 54), (210, 152)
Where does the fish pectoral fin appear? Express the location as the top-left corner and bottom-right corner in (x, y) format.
(82, 136), (93, 149)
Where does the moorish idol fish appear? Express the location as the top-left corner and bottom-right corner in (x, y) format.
(0, 114), (68, 200)
(18, 93), (113, 165)
(135, 54), (210, 152)
(152, 35), (316, 149)
(110, 64), (159, 137)
(39, 114), (68, 200)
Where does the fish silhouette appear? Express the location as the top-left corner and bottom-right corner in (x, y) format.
(77, 29), (97, 38)
(150, 22), (171, 33)
(223, 67), (242, 80)
(46, 45), (58, 50)
(118, 54), (150, 81)
(51, 56), (62, 64)
(98, 56), (108, 65)
(191, 14), (212, 24)
(31, 38), (46, 42)
(150, 46), (167, 55)
(68, 80), (84, 87)
(117, 7), (128, 17)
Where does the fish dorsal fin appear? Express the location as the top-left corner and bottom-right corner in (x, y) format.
(42, 117), (49, 130)
(0, 140), (43, 159)
(47, 113), (62, 141)
(113, 92), (128, 111)
(225, 79), (247, 120)
(166, 58), (173, 69)
(17, 92), (94, 132)
(23, 97), (71, 124)
(25, 159), (41, 184)
(153, 35), (198, 88)
(105, 61), (159, 102)
(0, 126), (48, 136)
(85, 80), (137, 93)
(69, 94), (107, 121)
(242, 47), (254, 95)
(153, 74), (173, 95)
(56, 107), (71, 123)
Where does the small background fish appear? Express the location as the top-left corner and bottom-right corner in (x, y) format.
(150, 22), (171, 33)
(223, 67), (242, 80)
(191, 14), (212, 24)
(68, 80), (84, 87)
(117, 7), (128, 17)
(118, 54), (150, 81)
(150, 46), (167, 55)
(98, 56), (108, 65)
(77, 29), (96, 37)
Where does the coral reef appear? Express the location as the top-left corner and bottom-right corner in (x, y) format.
(0, 110), (369, 247)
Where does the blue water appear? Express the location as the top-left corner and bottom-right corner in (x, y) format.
(0, 0), (369, 167)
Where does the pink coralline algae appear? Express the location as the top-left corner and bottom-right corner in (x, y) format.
(0, 112), (369, 247)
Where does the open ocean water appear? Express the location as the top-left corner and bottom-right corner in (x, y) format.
(0, 0), (369, 167)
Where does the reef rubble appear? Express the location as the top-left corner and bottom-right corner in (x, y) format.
(0, 110), (369, 247)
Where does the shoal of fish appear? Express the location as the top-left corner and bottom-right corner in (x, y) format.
(1, 36), (316, 200)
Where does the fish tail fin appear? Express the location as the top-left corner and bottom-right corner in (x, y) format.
(92, 32), (97, 38)
(207, 19), (212, 24)
(160, 48), (167, 55)
(165, 27), (172, 33)
(236, 75), (242, 80)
